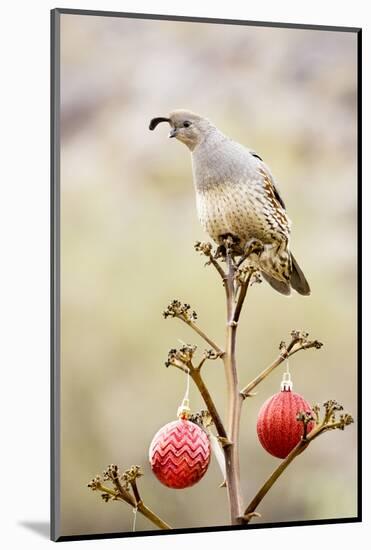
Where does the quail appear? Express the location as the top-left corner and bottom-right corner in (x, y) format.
(149, 110), (310, 296)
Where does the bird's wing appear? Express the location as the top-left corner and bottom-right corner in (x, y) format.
(247, 148), (286, 211)
(269, 175), (286, 211)
(256, 162), (286, 211)
(254, 164), (291, 236)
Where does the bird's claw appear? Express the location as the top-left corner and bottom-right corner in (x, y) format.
(244, 239), (264, 257)
(214, 245), (225, 260)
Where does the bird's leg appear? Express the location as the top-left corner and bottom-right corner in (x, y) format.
(221, 235), (240, 270)
(223, 235), (235, 263)
(214, 244), (226, 260)
(237, 238), (264, 268)
(245, 238), (264, 256)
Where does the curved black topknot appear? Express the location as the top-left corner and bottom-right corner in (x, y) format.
(149, 117), (170, 131)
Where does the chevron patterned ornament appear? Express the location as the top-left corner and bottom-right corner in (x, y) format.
(149, 419), (211, 489)
(257, 376), (314, 459)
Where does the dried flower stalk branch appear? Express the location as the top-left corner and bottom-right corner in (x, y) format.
(88, 242), (353, 531)
(165, 344), (229, 443)
(163, 241), (332, 526)
(165, 239), (265, 524)
(240, 331), (323, 399)
(242, 401), (354, 522)
(163, 299), (224, 356)
(88, 465), (172, 530)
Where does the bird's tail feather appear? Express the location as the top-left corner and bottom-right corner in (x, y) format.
(261, 253), (310, 296)
(261, 272), (291, 295)
(290, 253), (311, 296)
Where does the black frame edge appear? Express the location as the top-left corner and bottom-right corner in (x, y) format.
(51, 7), (61, 543)
(356, 27), (362, 522)
(56, 517), (361, 543)
(54, 7), (361, 33)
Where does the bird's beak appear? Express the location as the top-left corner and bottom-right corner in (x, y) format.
(168, 128), (177, 138)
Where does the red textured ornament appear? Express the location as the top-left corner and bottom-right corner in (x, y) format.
(257, 388), (314, 459)
(149, 419), (211, 489)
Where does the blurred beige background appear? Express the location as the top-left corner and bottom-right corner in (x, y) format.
(59, 14), (358, 537)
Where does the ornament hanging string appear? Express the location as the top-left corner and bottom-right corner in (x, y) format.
(183, 364), (190, 403)
(177, 363), (191, 418)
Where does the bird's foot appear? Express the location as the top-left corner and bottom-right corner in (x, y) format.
(237, 239), (264, 268)
(213, 245), (226, 260)
(217, 234), (241, 267)
(244, 238), (264, 257)
(221, 234), (238, 252)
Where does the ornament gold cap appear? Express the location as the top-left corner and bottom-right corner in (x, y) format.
(177, 397), (191, 419)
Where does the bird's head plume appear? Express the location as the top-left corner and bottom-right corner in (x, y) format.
(149, 110), (213, 150)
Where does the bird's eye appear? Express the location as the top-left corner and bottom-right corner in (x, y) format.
(183, 121), (191, 128)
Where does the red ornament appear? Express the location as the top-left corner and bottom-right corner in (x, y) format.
(149, 419), (211, 489)
(257, 388), (314, 459)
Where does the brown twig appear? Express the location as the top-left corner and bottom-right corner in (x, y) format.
(194, 240), (227, 281)
(88, 466), (172, 530)
(243, 401), (353, 522)
(194, 239), (258, 525)
(136, 502), (171, 530)
(222, 239), (244, 525)
(191, 368), (229, 442)
(243, 438), (310, 520)
(167, 239), (249, 525)
(130, 477), (142, 506)
(166, 347), (228, 442)
(186, 319), (224, 356)
(163, 300), (224, 356)
(107, 465), (136, 506)
(240, 331), (323, 399)
(233, 271), (252, 324)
